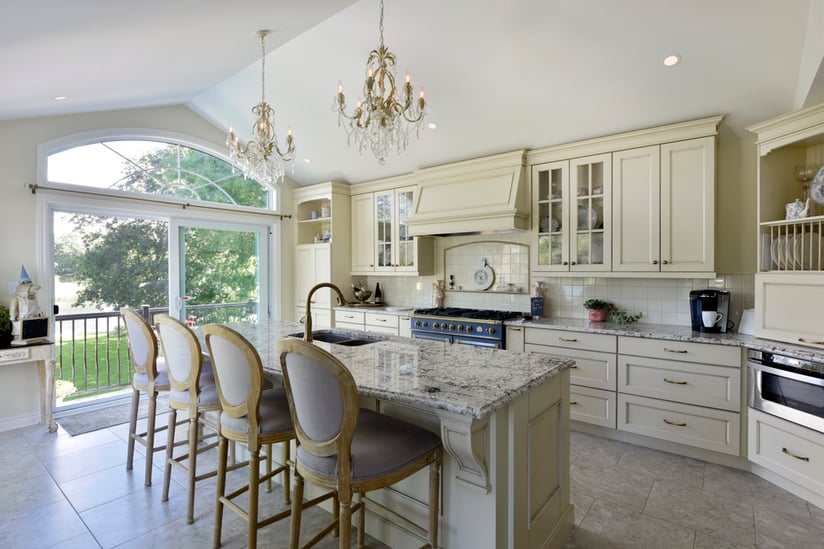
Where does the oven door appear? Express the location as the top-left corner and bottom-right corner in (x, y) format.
(748, 360), (824, 434)
(411, 331), (452, 343)
(454, 335), (501, 349)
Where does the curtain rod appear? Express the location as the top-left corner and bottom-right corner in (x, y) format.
(27, 183), (292, 220)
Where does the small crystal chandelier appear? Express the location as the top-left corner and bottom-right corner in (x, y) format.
(333, 0), (426, 165)
(227, 30), (295, 186)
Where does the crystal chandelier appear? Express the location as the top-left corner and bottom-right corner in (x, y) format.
(227, 30), (295, 186)
(333, 0), (426, 165)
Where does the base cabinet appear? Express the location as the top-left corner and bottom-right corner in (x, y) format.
(749, 407), (824, 508)
(570, 386), (616, 429)
(754, 273), (824, 349)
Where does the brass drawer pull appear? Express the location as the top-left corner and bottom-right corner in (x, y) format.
(664, 378), (687, 385)
(798, 338), (824, 346)
(570, 400), (578, 405)
(782, 447), (810, 462)
(664, 348), (688, 354)
(663, 418), (687, 427)
(559, 337), (578, 342)
(375, 318), (388, 322)
(569, 364), (578, 368)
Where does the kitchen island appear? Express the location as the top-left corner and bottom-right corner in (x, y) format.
(223, 319), (574, 549)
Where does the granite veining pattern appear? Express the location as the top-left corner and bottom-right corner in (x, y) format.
(510, 316), (824, 363)
(207, 320), (572, 419)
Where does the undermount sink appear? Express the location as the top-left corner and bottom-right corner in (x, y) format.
(288, 330), (381, 346)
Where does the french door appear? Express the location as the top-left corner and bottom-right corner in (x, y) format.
(170, 219), (270, 324)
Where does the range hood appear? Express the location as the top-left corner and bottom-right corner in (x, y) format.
(407, 150), (529, 236)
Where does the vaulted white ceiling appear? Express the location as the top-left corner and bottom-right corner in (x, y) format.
(3, 0), (822, 186)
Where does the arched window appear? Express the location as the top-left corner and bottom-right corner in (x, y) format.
(46, 138), (273, 209)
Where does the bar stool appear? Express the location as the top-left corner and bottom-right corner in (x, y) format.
(121, 308), (182, 486)
(278, 338), (443, 549)
(154, 314), (220, 524)
(204, 324), (310, 547)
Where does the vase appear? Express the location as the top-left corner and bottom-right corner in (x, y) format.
(588, 309), (606, 322)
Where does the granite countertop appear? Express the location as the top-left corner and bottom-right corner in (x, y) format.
(210, 320), (572, 419)
(509, 316), (824, 363)
(334, 304), (415, 316)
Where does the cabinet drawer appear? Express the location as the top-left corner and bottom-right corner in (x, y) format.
(570, 386), (616, 429)
(755, 273), (824, 349)
(617, 393), (740, 455)
(365, 312), (399, 329)
(364, 325), (397, 336)
(619, 336), (740, 367)
(525, 328), (616, 353)
(749, 408), (824, 491)
(618, 355), (740, 411)
(335, 321), (365, 332)
(334, 310), (365, 325)
(526, 344), (616, 391)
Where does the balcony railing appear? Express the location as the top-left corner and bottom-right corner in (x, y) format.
(54, 301), (258, 399)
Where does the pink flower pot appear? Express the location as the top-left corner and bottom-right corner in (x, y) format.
(588, 309), (606, 322)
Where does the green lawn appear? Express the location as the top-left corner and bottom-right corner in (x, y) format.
(56, 329), (132, 398)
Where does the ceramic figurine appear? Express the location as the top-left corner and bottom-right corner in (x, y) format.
(786, 198), (811, 219)
(532, 280), (544, 297)
(432, 280), (445, 308)
(10, 266), (44, 320)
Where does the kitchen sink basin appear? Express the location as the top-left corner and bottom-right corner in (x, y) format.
(288, 330), (380, 346)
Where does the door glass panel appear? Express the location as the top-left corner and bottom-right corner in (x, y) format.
(178, 226), (262, 326)
(375, 191), (392, 268)
(397, 190), (414, 267)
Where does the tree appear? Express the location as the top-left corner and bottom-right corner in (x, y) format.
(56, 142), (265, 311)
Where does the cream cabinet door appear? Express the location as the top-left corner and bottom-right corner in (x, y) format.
(532, 160), (570, 271)
(755, 273), (824, 348)
(613, 145), (660, 272)
(296, 244), (331, 308)
(351, 193), (375, 273)
(661, 136), (715, 272)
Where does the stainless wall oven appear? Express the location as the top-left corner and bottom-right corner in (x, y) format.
(747, 349), (824, 434)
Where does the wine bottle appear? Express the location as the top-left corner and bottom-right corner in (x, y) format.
(374, 282), (383, 305)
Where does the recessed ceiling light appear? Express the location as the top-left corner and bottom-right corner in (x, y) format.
(52, 95), (68, 101)
(427, 122), (438, 130)
(303, 158), (312, 164)
(663, 55), (680, 67)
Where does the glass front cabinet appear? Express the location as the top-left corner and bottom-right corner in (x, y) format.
(533, 154), (611, 272)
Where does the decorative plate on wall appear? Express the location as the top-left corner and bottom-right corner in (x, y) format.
(472, 258), (495, 290)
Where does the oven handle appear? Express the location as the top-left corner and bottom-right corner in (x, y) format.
(747, 359), (824, 387)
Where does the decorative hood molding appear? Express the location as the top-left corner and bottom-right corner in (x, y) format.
(407, 150), (529, 236)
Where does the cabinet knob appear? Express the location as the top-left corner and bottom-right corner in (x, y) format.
(662, 260), (669, 265)
(570, 261), (577, 265)
(651, 259), (658, 265)
(562, 261), (569, 266)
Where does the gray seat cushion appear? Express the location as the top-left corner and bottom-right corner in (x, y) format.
(133, 357), (169, 388)
(296, 409), (441, 482)
(220, 387), (293, 436)
(169, 382), (219, 406)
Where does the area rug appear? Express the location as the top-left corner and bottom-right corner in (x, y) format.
(57, 394), (170, 436)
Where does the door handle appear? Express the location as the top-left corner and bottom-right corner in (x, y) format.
(782, 447), (810, 462)
(663, 418), (687, 427)
(663, 378), (688, 385)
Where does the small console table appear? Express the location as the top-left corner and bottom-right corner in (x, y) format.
(0, 342), (57, 432)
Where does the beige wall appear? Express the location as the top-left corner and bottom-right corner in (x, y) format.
(0, 105), (298, 428)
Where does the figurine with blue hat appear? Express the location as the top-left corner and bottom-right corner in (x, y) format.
(10, 265), (44, 321)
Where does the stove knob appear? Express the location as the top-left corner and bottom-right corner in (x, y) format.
(468, 325), (475, 332)
(449, 324), (456, 331)
(422, 321), (429, 327)
(433, 322), (440, 329)
(457, 325), (464, 331)
(414, 320), (421, 327)
(488, 327), (496, 335)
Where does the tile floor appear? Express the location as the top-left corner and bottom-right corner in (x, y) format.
(2, 419), (823, 548)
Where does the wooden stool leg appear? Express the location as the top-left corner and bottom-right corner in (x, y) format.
(248, 447), (260, 548)
(161, 408), (177, 502)
(289, 471), (304, 549)
(338, 492), (351, 549)
(282, 442), (291, 505)
(144, 390), (158, 486)
(265, 442), (273, 493)
(357, 492), (365, 549)
(185, 413), (198, 524)
(126, 389), (139, 471)
(213, 435), (228, 549)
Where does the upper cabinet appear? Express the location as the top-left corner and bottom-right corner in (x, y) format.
(351, 175), (434, 276)
(749, 102), (824, 348)
(613, 137), (715, 273)
(533, 154), (611, 272)
(529, 116), (722, 277)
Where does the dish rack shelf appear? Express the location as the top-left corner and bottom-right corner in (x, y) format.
(759, 215), (824, 272)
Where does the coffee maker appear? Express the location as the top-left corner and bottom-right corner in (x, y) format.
(689, 289), (732, 333)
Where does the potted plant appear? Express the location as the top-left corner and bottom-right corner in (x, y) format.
(583, 299), (611, 322)
(0, 303), (12, 347)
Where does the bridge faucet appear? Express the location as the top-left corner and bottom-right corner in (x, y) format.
(304, 282), (347, 342)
